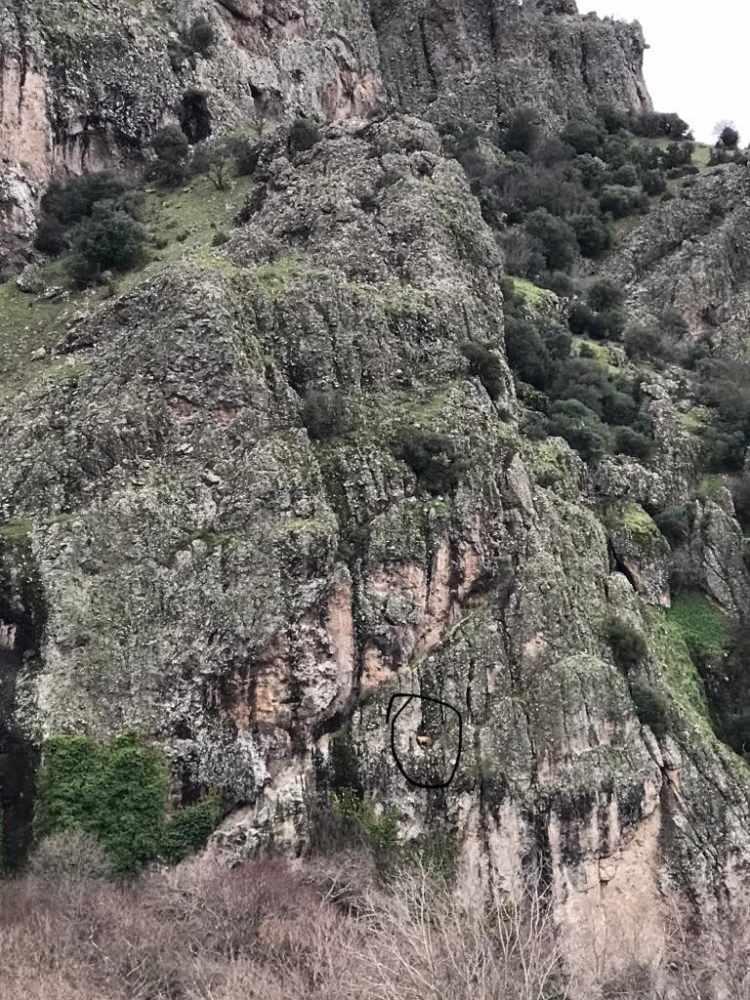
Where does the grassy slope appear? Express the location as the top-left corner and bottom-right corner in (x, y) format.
(0, 172), (254, 402)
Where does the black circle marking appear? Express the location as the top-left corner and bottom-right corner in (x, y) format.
(386, 692), (463, 790)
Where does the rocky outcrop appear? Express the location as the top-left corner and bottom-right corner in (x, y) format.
(0, 0), (651, 270)
(604, 164), (750, 358)
(0, 0), (384, 271)
(3, 119), (750, 979)
(370, 0), (651, 129)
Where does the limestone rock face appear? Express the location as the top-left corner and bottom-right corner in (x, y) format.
(370, 0), (651, 129)
(0, 0), (384, 270)
(3, 120), (750, 978)
(0, 0), (651, 268)
(603, 165), (750, 358)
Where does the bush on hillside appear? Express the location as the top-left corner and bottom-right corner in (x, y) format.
(599, 184), (648, 219)
(151, 125), (190, 186)
(629, 681), (671, 737)
(642, 170), (667, 196)
(504, 316), (552, 390)
(587, 279), (624, 312)
(560, 119), (603, 156)
(33, 215), (68, 255)
(40, 172), (130, 228)
(502, 107), (541, 154)
(548, 399), (610, 462)
(66, 203), (147, 287)
(301, 389), (349, 440)
(191, 139), (232, 190)
(523, 208), (578, 272)
(719, 124), (740, 149)
(624, 323), (663, 360)
(608, 618), (648, 672)
(186, 15), (216, 56)
(655, 505), (691, 547)
(571, 212), (611, 258)
(393, 429), (468, 495)
(461, 342), (505, 400)
(615, 426), (655, 461)
(288, 117), (322, 155)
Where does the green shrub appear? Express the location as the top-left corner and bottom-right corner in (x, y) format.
(161, 796), (222, 864)
(560, 119), (603, 156)
(288, 117), (322, 155)
(192, 140), (232, 190)
(502, 107), (541, 154)
(599, 184), (647, 219)
(393, 429), (467, 495)
(615, 426), (655, 461)
(719, 124), (740, 149)
(548, 399), (610, 462)
(35, 734), (169, 874)
(568, 302), (600, 338)
(66, 203), (146, 287)
(629, 682), (671, 737)
(152, 125), (190, 186)
(633, 111), (690, 140)
(610, 163), (639, 187)
(40, 172), (129, 228)
(655, 505), (691, 546)
(587, 279), (624, 313)
(642, 170), (667, 196)
(607, 618), (648, 672)
(524, 208), (578, 272)
(33, 215), (67, 255)
(624, 323), (662, 360)
(186, 15), (216, 56)
(597, 308), (626, 341)
(572, 212), (611, 258)
(461, 342), (505, 400)
(505, 316), (551, 390)
(301, 389), (349, 441)
(540, 270), (575, 296)
(227, 135), (263, 176)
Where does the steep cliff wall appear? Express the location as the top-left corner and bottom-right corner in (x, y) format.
(0, 0), (650, 269)
(371, 0), (651, 129)
(2, 118), (750, 977)
(0, 0), (384, 270)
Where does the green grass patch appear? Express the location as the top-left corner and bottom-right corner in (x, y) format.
(677, 407), (710, 434)
(696, 475), (727, 501)
(667, 592), (729, 662)
(509, 276), (558, 311)
(693, 143), (712, 169)
(644, 606), (712, 728)
(605, 501), (659, 543)
(0, 519), (33, 541)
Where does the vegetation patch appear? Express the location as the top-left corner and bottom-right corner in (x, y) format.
(35, 734), (220, 873)
(509, 276), (558, 311)
(667, 592), (729, 663)
(644, 607), (713, 730)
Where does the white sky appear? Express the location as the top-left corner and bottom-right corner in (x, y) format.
(581, 1), (748, 145)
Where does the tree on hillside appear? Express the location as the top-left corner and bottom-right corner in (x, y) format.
(715, 121), (740, 149)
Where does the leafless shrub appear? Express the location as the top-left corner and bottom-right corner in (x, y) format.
(2, 851), (750, 1000)
(349, 861), (567, 1000)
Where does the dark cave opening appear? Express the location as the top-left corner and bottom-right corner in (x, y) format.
(0, 549), (45, 871)
(179, 90), (212, 144)
(0, 641), (39, 872)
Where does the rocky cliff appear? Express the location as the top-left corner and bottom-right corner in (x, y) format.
(2, 0), (750, 983)
(1, 0), (649, 270)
